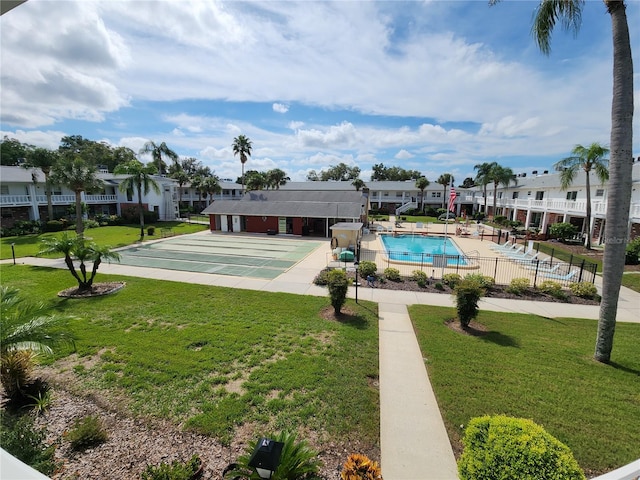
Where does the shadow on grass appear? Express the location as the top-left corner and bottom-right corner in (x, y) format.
(609, 361), (640, 376)
(334, 311), (369, 329)
(480, 331), (520, 348)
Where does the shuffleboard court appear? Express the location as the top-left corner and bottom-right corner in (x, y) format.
(117, 233), (323, 279)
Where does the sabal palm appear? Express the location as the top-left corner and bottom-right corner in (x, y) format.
(493, 0), (633, 363)
(267, 168), (290, 189)
(139, 141), (178, 175)
(488, 164), (516, 218)
(415, 177), (430, 211)
(474, 161), (497, 214)
(24, 147), (59, 221)
(201, 176), (221, 205)
(50, 156), (103, 237)
(352, 178), (366, 191)
(554, 143), (609, 249)
(171, 170), (190, 208)
(114, 160), (161, 240)
(39, 233), (120, 292)
(232, 135), (253, 192)
(436, 174), (454, 210)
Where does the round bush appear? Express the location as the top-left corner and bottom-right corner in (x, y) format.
(464, 273), (495, 289)
(507, 277), (530, 295)
(454, 279), (485, 327)
(383, 267), (401, 282)
(538, 280), (566, 299)
(442, 273), (462, 289)
(358, 261), (377, 279)
(327, 269), (349, 314)
(458, 415), (585, 480)
(569, 282), (598, 299)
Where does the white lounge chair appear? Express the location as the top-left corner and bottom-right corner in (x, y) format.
(490, 241), (516, 251)
(543, 270), (578, 281)
(511, 252), (541, 263)
(525, 262), (564, 274)
(500, 246), (524, 257)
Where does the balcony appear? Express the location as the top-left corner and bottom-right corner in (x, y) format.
(1, 194), (118, 207)
(0, 195), (31, 206)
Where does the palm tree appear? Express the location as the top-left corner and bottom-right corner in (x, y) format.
(352, 178), (366, 191)
(232, 135), (252, 192)
(170, 169), (190, 210)
(1, 286), (75, 398)
(39, 233), (120, 293)
(50, 156), (103, 237)
(201, 176), (222, 205)
(267, 168), (290, 189)
(415, 177), (430, 212)
(554, 143), (609, 249)
(23, 147), (59, 221)
(436, 174), (454, 210)
(474, 161), (497, 214)
(491, 0), (633, 363)
(190, 174), (205, 210)
(488, 164), (516, 218)
(114, 160), (161, 240)
(139, 141), (178, 175)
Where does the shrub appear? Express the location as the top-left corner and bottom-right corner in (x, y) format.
(358, 261), (377, 279)
(383, 267), (401, 282)
(549, 222), (578, 241)
(410, 270), (428, 282)
(538, 280), (567, 300)
(507, 277), (530, 295)
(625, 237), (640, 265)
(84, 219), (100, 229)
(464, 273), (495, 290)
(142, 454), (201, 480)
(0, 413), (57, 476)
(147, 227), (156, 236)
(434, 282), (444, 291)
(442, 273), (462, 289)
(493, 215), (507, 226)
(0, 350), (37, 399)
(569, 282), (598, 299)
(341, 453), (382, 480)
(327, 269), (349, 315)
(313, 268), (332, 286)
(45, 220), (65, 232)
(458, 415), (585, 480)
(454, 279), (485, 328)
(66, 414), (108, 451)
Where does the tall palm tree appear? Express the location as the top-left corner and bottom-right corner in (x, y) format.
(201, 176), (222, 205)
(267, 168), (290, 189)
(491, 0), (633, 363)
(23, 147), (59, 221)
(170, 169), (190, 209)
(554, 143), (609, 249)
(415, 177), (430, 212)
(232, 135), (252, 192)
(474, 161), (497, 214)
(436, 174), (454, 210)
(190, 174), (205, 210)
(114, 160), (161, 240)
(139, 141), (178, 175)
(488, 164), (516, 218)
(50, 156), (103, 237)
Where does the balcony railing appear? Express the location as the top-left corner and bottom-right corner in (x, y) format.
(1, 194), (119, 207)
(0, 195), (31, 206)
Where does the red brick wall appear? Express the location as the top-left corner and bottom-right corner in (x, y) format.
(246, 215), (278, 233)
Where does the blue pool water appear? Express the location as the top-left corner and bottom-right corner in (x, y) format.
(380, 234), (467, 265)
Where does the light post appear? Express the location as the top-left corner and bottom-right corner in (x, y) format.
(11, 243), (16, 265)
(354, 261), (359, 304)
(248, 437), (284, 479)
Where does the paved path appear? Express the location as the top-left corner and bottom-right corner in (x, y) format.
(3, 231), (639, 480)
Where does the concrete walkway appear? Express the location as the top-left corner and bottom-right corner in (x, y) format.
(3, 232), (639, 480)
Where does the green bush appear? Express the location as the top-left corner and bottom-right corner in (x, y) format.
(464, 273), (495, 290)
(507, 277), (530, 295)
(147, 227), (156, 236)
(625, 237), (640, 265)
(358, 261), (377, 279)
(454, 279), (485, 328)
(0, 413), (57, 475)
(458, 415), (585, 480)
(66, 414), (108, 451)
(549, 222), (578, 241)
(383, 267), (401, 282)
(327, 269), (349, 315)
(45, 220), (65, 232)
(142, 454), (201, 480)
(538, 280), (567, 300)
(493, 215), (507, 226)
(442, 273), (462, 289)
(569, 282), (598, 299)
(434, 282), (444, 291)
(84, 219), (100, 229)
(313, 268), (332, 286)
(410, 270), (428, 282)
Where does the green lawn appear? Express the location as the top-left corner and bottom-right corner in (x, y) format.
(622, 272), (640, 292)
(0, 265), (380, 448)
(0, 222), (208, 260)
(408, 305), (640, 477)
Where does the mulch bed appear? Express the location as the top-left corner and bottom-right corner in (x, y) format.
(58, 282), (126, 298)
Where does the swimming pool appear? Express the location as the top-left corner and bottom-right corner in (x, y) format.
(380, 234), (468, 266)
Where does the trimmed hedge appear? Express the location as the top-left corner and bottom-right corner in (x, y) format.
(458, 415), (585, 480)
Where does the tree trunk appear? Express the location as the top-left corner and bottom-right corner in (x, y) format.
(137, 182), (145, 240)
(483, 184), (488, 213)
(584, 171), (592, 249)
(75, 191), (84, 237)
(595, 1), (634, 363)
(43, 169), (54, 221)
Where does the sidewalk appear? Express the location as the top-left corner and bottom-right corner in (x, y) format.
(3, 238), (639, 479)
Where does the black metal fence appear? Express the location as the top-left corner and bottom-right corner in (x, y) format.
(355, 248), (597, 287)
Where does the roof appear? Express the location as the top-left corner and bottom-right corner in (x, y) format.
(202, 189), (365, 218)
(330, 222), (364, 231)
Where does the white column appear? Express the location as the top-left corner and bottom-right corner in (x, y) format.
(27, 183), (40, 221)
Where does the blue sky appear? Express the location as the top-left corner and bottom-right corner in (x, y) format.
(1, 0), (638, 182)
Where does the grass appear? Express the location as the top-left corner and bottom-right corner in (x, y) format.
(408, 305), (640, 476)
(533, 241), (603, 273)
(0, 265), (380, 447)
(0, 222), (208, 260)
(622, 272), (640, 292)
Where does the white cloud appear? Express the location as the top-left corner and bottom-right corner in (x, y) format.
(272, 103), (289, 114)
(395, 149), (414, 160)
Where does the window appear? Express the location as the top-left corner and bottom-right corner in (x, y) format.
(383, 192), (389, 197)
(395, 192), (403, 198)
(595, 189), (604, 197)
(566, 191), (577, 201)
(498, 192), (503, 199)
(535, 191), (544, 200)
(0, 185), (8, 195)
(126, 188), (133, 202)
(431, 192), (441, 198)
(512, 191), (519, 199)
(527, 191), (531, 196)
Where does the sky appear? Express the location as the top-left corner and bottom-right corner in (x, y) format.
(1, 0), (638, 183)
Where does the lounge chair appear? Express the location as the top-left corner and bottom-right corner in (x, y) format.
(490, 241), (515, 251)
(505, 247), (534, 259)
(500, 246), (524, 257)
(511, 252), (541, 263)
(543, 270), (578, 281)
(525, 262), (564, 274)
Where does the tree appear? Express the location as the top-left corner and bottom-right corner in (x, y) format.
(461, 177), (475, 188)
(415, 177), (430, 212)
(190, 175), (205, 210)
(352, 178), (366, 191)
(39, 233), (120, 293)
(244, 170), (268, 191)
(554, 143), (609, 249)
(488, 164), (516, 218)
(318, 163), (360, 181)
(171, 170), (191, 208)
(139, 141), (178, 175)
(201, 176), (221, 205)
(306, 170), (320, 181)
(474, 162), (497, 214)
(371, 163), (422, 181)
(50, 156), (103, 237)
(1, 286), (75, 398)
(266, 168), (290, 189)
(232, 135), (253, 192)
(491, 0), (634, 363)
(436, 173), (455, 210)
(59, 135), (115, 171)
(1, 136), (33, 166)
(23, 147), (60, 221)
(114, 160), (161, 240)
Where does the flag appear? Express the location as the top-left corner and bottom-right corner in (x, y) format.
(448, 185), (456, 212)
